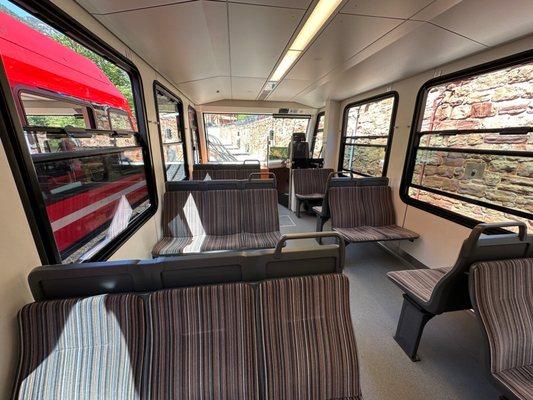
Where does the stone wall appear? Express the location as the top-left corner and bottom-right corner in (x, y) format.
(343, 96), (394, 176)
(412, 61), (532, 228)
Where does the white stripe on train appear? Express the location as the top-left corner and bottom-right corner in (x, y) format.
(50, 180), (147, 232)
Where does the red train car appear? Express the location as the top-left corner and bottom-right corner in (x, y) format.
(0, 11), (148, 259)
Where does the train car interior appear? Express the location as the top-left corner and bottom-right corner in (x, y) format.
(0, 0), (532, 399)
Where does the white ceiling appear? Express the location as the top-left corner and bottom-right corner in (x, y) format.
(75, 0), (533, 107)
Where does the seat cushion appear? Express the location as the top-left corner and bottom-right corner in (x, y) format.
(387, 267), (451, 303)
(14, 294), (144, 400)
(334, 225), (419, 243)
(146, 283), (258, 399)
(152, 234), (244, 256)
(312, 205), (323, 215)
(259, 274), (361, 400)
(243, 231), (282, 249)
(295, 193), (324, 200)
(494, 365), (533, 400)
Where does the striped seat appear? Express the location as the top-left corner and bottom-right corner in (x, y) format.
(329, 185), (419, 244)
(146, 283), (259, 399)
(470, 258), (533, 400)
(387, 267), (451, 303)
(14, 294), (144, 400)
(259, 274), (362, 400)
(153, 187), (281, 256)
(292, 168), (334, 217)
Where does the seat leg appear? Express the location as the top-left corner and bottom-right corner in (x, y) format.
(393, 294), (435, 362)
(296, 198), (302, 218)
(315, 215), (328, 243)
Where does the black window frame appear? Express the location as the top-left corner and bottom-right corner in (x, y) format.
(0, 0), (158, 265)
(310, 111), (325, 158)
(188, 105), (202, 164)
(153, 81), (189, 181)
(338, 91), (398, 177)
(400, 49), (533, 229)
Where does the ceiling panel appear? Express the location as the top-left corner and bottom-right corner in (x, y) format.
(299, 22), (486, 104)
(431, 0), (533, 46)
(178, 77), (232, 104)
(286, 14), (401, 81)
(268, 78), (312, 101)
(340, 0), (434, 19)
(94, 1), (229, 83)
(229, 3), (304, 78)
(231, 0), (312, 9)
(231, 77), (266, 100)
(76, 0), (191, 15)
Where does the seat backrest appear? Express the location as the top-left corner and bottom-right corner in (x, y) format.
(320, 173), (389, 218)
(241, 188), (279, 233)
(258, 273), (361, 400)
(14, 294), (145, 400)
(28, 233), (345, 300)
(329, 185), (395, 229)
(201, 189), (243, 235)
(192, 162), (261, 181)
(429, 222), (533, 313)
(162, 190), (205, 237)
(292, 168), (334, 196)
(470, 257), (533, 374)
(145, 283), (259, 399)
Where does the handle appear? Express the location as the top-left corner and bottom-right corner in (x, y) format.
(243, 159), (261, 165)
(469, 221), (527, 242)
(274, 232), (345, 261)
(248, 172), (276, 181)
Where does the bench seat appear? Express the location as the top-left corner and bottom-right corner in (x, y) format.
(153, 234), (245, 255)
(335, 225), (419, 244)
(387, 267), (451, 303)
(494, 365), (533, 400)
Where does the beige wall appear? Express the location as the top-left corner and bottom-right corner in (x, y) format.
(336, 35), (533, 268)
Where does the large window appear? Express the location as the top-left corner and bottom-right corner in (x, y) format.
(154, 83), (188, 181)
(340, 92), (398, 177)
(203, 113), (310, 163)
(401, 51), (532, 230)
(0, 1), (156, 263)
(311, 111), (325, 158)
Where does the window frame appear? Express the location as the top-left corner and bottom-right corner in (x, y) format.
(400, 49), (533, 229)
(153, 81), (189, 181)
(0, 0), (158, 264)
(311, 111), (325, 158)
(188, 105), (202, 164)
(338, 91), (399, 177)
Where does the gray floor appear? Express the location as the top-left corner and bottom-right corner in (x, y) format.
(279, 205), (500, 400)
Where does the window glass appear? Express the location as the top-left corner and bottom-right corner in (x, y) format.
(109, 109), (134, 131)
(403, 57), (532, 229)
(0, 1), (153, 263)
(311, 112), (325, 158)
(340, 94), (397, 177)
(21, 92), (90, 128)
(155, 86), (187, 181)
(203, 113), (310, 163)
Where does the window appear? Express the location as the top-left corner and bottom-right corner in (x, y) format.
(154, 83), (188, 181)
(202, 113), (310, 164)
(401, 51), (532, 230)
(339, 92), (398, 177)
(188, 106), (201, 164)
(0, 1), (156, 264)
(311, 111), (325, 158)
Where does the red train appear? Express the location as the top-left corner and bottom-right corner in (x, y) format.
(0, 11), (148, 259)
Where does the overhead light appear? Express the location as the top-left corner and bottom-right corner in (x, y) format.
(268, 0), (342, 82)
(271, 50), (301, 81)
(291, 0), (343, 51)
